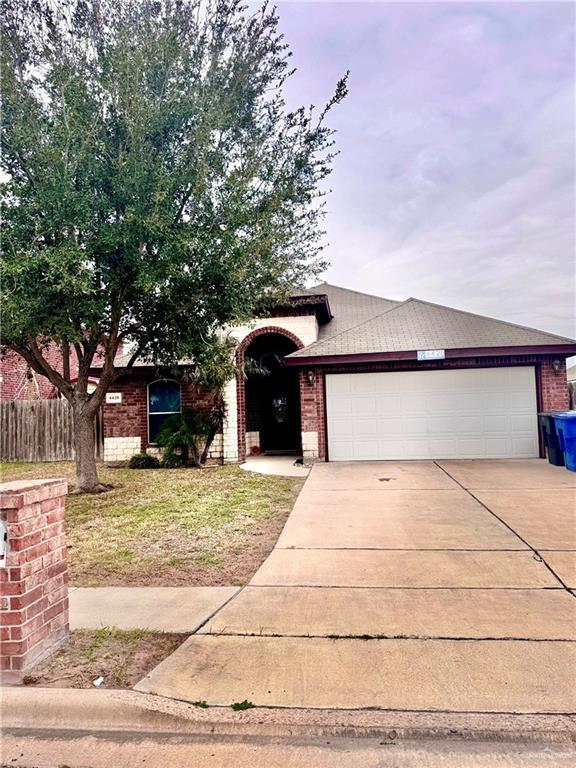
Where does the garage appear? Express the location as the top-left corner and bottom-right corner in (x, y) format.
(326, 367), (539, 461)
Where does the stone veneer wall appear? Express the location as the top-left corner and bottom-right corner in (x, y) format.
(0, 478), (69, 685)
(245, 431), (260, 454)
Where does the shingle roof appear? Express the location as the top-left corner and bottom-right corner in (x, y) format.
(300, 282), (400, 338)
(288, 296), (576, 359)
(96, 284), (575, 369)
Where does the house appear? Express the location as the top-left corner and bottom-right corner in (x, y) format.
(0, 344), (99, 401)
(98, 283), (576, 464)
(568, 364), (576, 410)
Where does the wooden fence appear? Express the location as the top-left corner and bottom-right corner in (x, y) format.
(0, 399), (103, 463)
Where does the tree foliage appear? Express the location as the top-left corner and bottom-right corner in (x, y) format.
(0, 0), (347, 490)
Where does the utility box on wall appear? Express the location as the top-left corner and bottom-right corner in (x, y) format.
(0, 478), (69, 684)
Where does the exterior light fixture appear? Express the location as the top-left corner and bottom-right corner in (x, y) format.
(552, 359), (562, 375)
(306, 370), (316, 386)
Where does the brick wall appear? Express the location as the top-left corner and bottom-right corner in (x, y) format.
(102, 372), (221, 462)
(0, 346), (80, 401)
(1, 478), (69, 685)
(538, 358), (569, 411)
(299, 370), (326, 460)
(295, 355), (571, 461)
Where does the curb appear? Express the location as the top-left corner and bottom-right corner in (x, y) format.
(2, 688), (575, 745)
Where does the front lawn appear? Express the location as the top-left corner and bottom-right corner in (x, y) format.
(0, 462), (302, 586)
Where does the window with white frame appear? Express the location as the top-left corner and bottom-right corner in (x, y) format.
(148, 380), (181, 443)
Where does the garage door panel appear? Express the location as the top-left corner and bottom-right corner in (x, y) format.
(374, 395), (402, 413)
(479, 392), (508, 410)
(455, 415), (485, 432)
(510, 413), (536, 432)
(326, 368), (538, 461)
(514, 391), (537, 409)
(512, 437), (539, 455)
(354, 419), (379, 438)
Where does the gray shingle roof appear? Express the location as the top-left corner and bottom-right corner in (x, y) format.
(301, 282), (400, 338)
(288, 296), (576, 359)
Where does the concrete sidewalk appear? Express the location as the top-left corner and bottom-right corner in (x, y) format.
(69, 587), (239, 633)
(135, 460), (576, 713)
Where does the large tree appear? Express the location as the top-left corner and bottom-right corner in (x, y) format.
(1, 0), (347, 491)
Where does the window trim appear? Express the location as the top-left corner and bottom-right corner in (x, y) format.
(147, 378), (182, 445)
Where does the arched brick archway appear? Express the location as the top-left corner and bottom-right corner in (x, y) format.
(235, 327), (305, 463)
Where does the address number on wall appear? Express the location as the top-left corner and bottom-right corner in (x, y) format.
(417, 349), (445, 361)
(106, 392), (122, 404)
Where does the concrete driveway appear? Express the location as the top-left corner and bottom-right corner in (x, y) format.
(136, 459), (576, 714)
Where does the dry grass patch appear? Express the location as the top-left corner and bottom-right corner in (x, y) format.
(22, 627), (186, 689)
(0, 461), (303, 585)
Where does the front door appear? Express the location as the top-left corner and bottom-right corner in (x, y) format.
(261, 369), (301, 453)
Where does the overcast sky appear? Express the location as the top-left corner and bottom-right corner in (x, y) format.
(274, 1), (575, 339)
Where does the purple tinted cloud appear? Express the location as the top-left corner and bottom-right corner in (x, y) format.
(274, 2), (575, 337)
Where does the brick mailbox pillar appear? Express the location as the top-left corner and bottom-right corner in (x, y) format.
(1, 478), (69, 685)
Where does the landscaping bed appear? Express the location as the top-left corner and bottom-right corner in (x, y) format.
(0, 462), (302, 586)
(22, 627), (186, 689)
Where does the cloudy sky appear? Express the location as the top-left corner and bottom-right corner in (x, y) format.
(274, 1), (575, 339)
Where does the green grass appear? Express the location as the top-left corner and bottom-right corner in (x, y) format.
(231, 700), (255, 711)
(0, 461), (302, 586)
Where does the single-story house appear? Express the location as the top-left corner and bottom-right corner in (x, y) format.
(98, 283), (576, 464)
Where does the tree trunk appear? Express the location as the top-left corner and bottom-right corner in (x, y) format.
(72, 403), (108, 493)
(200, 400), (225, 465)
(200, 423), (218, 465)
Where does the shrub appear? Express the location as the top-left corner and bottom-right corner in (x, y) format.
(156, 410), (209, 467)
(128, 452), (161, 469)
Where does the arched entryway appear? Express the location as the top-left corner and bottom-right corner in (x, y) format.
(238, 329), (303, 460)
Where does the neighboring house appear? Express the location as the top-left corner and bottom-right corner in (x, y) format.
(0, 345), (80, 400)
(0, 343), (103, 401)
(567, 364), (576, 410)
(97, 283), (576, 464)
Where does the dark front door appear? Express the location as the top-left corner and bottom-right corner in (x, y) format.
(261, 369), (301, 453)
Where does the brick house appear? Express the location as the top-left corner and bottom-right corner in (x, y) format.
(0, 344), (99, 401)
(98, 283), (576, 464)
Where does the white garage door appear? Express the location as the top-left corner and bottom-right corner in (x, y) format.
(326, 367), (539, 461)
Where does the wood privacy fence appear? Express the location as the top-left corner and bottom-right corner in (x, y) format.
(0, 400), (103, 463)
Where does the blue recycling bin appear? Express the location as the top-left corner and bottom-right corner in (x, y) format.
(552, 413), (576, 472)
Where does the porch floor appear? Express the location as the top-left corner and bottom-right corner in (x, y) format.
(240, 455), (310, 478)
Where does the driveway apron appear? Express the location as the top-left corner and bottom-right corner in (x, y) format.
(136, 460), (576, 713)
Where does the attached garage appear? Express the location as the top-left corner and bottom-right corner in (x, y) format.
(326, 367), (539, 461)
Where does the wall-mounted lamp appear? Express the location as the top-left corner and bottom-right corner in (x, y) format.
(306, 370), (316, 386)
(552, 359), (562, 375)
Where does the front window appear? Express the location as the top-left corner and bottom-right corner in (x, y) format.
(148, 380), (181, 443)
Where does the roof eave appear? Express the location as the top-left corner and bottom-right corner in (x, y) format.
(284, 344), (576, 367)
(287, 293), (332, 324)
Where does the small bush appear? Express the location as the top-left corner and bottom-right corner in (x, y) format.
(128, 452), (161, 469)
(161, 452), (185, 469)
(156, 410), (209, 467)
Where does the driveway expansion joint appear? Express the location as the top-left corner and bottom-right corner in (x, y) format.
(433, 461), (575, 596)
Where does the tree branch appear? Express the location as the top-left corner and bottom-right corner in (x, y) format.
(10, 340), (73, 401)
